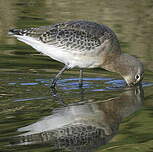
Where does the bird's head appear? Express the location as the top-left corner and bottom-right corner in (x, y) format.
(119, 54), (144, 86)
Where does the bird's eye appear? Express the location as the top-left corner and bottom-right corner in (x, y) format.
(135, 74), (140, 80)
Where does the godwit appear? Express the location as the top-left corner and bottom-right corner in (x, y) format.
(9, 20), (144, 87)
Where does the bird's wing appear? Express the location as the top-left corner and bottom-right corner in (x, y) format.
(9, 21), (119, 52)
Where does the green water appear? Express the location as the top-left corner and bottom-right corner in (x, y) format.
(1, 0), (153, 152)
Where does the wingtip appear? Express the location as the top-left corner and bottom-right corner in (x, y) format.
(8, 29), (21, 36)
(8, 29), (15, 35)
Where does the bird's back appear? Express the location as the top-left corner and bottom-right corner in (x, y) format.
(9, 21), (121, 68)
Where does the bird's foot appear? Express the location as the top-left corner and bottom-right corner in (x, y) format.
(50, 83), (56, 88)
(78, 79), (83, 88)
(78, 82), (83, 88)
(50, 85), (66, 106)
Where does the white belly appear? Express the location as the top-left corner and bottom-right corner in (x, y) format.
(16, 35), (102, 69)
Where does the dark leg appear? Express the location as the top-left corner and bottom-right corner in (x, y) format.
(79, 69), (83, 87)
(50, 87), (66, 106)
(50, 65), (68, 88)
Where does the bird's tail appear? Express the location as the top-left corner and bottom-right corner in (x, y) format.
(8, 28), (27, 36)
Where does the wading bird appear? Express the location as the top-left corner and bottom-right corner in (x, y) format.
(9, 20), (144, 87)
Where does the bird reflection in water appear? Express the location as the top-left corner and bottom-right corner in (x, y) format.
(11, 85), (144, 152)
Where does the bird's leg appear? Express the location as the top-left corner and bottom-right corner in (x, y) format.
(50, 87), (66, 106)
(79, 69), (83, 87)
(50, 65), (68, 88)
(80, 86), (85, 101)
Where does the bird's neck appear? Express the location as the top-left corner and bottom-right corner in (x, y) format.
(101, 52), (127, 75)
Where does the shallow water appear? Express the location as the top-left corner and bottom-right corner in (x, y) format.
(1, 0), (153, 152)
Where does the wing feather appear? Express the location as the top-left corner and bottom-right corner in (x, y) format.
(9, 21), (119, 52)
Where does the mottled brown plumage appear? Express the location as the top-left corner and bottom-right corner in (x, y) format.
(9, 21), (119, 52)
(9, 20), (144, 87)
